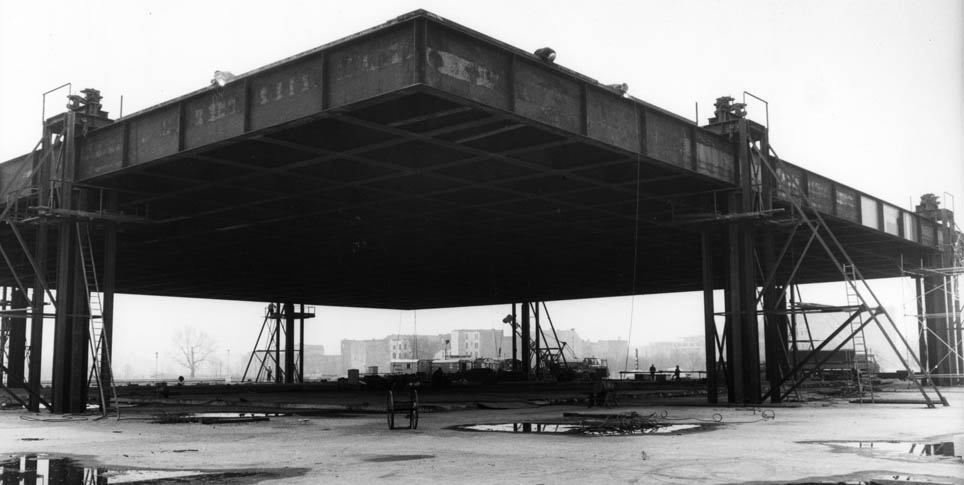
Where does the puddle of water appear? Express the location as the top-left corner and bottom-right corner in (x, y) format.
(1, 454), (307, 484)
(153, 412), (286, 424)
(463, 423), (583, 434)
(452, 422), (702, 436)
(821, 440), (957, 457)
(364, 455), (435, 462)
(753, 472), (961, 485)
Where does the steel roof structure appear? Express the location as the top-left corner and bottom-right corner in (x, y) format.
(0, 10), (940, 310)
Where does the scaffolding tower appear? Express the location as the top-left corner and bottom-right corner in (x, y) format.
(242, 303), (315, 383)
(700, 96), (952, 406)
(0, 88), (135, 414)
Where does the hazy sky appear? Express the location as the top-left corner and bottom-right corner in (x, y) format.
(1, 1), (961, 376)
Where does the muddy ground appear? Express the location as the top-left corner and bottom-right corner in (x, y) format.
(0, 381), (961, 484)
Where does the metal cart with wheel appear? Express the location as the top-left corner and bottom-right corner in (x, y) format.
(386, 386), (419, 430)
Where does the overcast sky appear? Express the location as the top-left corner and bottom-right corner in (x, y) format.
(1, 1), (961, 376)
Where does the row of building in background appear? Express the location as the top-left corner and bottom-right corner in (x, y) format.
(300, 328), (629, 379)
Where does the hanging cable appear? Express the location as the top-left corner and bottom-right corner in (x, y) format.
(624, 101), (643, 372)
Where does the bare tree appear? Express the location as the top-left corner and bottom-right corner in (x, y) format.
(172, 326), (216, 378)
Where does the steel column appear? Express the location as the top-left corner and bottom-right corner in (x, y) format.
(511, 303), (517, 373)
(100, 196), (118, 389)
(701, 231), (718, 403)
(29, 121), (53, 412)
(6, 287), (28, 387)
(299, 303), (305, 383)
(274, 302), (281, 383)
(284, 302), (295, 383)
(720, 118), (764, 404)
(915, 276), (928, 375)
(52, 111), (80, 413)
(740, 223), (761, 403)
(763, 284), (790, 403)
(761, 232), (782, 402)
(51, 220), (75, 412)
(723, 281), (735, 402)
(28, 225), (48, 412)
(69, 240), (89, 412)
(923, 274), (949, 384)
(0, 287), (6, 385)
(534, 302), (541, 378)
(739, 120), (761, 404)
(521, 301), (530, 379)
(725, 209), (744, 402)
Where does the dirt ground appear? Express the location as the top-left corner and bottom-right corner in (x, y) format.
(1, 383), (962, 484)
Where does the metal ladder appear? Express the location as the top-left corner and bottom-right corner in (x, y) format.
(77, 222), (118, 417)
(844, 264), (874, 403)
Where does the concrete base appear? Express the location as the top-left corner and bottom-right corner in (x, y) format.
(0, 387), (961, 483)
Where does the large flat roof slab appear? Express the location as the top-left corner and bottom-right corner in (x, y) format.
(0, 10), (939, 308)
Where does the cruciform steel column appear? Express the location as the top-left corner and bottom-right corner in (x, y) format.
(511, 303), (517, 373)
(534, 302), (541, 378)
(761, 232), (787, 403)
(701, 230), (718, 403)
(28, 224), (48, 412)
(52, 110), (86, 413)
(52, 220), (76, 412)
(28, 122), (52, 412)
(725, 213), (744, 402)
(299, 303), (305, 383)
(915, 276), (929, 376)
(6, 287), (28, 388)
(922, 274), (949, 384)
(521, 301), (531, 380)
(722, 118), (764, 404)
(69, 238), (90, 412)
(284, 302), (295, 384)
(0, 287), (6, 385)
(274, 302), (282, 383)
(100, 196), (118, 391)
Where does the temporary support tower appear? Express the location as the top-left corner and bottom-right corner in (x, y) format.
(700, 96), (953, 406)
(0, 89), (129, 415)
(242, 303), (315, 383)
(504, 301), (569, 380)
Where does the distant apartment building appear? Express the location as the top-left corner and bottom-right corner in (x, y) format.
(341, 334), (447, 373)
(450, 329), (503, 359)
(341, 338), (391, 373)
(301, 344), (345, 379)
(336, 327), (626, 375)
(584, 339), (629, 369)
(638, 335), (706, 371)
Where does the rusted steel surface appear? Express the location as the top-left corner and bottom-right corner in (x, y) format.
(695, 130), (734, 183)
(586, 86), (640, 153)
(328, 25), (414, 108)
(425, 24), (511, 110)
(0, 154), (33, 200)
